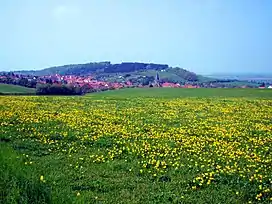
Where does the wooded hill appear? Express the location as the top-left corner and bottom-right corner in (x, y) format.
(13, 62), (209, 83)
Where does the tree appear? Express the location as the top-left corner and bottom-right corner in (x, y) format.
(36, 84), (84, 95)
(260, 82), (265, 87)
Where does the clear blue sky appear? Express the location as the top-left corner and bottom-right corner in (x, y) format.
(0, 0), (271, 74)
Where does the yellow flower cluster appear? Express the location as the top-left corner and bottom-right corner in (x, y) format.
(0, 96), (271, 202)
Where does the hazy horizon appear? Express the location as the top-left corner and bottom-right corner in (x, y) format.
(1, 0), (271, 75)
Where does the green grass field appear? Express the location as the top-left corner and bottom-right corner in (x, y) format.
(1, 88), (272, 203)
(89, 87), (272, 99)
(0, 83), (35, 94)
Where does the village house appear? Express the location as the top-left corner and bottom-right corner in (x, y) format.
(161, 82), (181, 88)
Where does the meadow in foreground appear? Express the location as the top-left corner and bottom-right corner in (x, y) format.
(1, 89), (272, 203)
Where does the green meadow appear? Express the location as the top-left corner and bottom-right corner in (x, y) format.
(1, 88), (272, 203)
(0, 83), (35, 94)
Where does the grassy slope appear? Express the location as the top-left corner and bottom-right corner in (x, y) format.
(137, 70), (182, 81)
(88, 87), (272, 99)
(0, 84), (35, 94)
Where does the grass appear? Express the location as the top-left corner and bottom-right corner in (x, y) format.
(0, 144), (51, 204)
(1, 88), (272, 203)
(88, 87), (272, 99)
(0, 84), (35, 94)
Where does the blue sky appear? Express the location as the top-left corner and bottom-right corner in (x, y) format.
(0, 0), (271, 74)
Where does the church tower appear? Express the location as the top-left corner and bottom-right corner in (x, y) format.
(154, 72), (161, 87)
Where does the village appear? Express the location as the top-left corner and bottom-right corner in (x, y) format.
(0, 72), (202, 91)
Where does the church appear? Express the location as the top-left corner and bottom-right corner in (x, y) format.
(153, 72), (161, 87)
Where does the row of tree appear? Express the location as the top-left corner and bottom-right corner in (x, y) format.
(36, 84), (115, 95)
(36, 84), (89, 95)
(12, 62), (171, 76)
(0, 76), (37, 88)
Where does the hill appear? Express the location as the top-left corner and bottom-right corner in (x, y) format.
(13, 62), (205, 83)
(0, 83), (35, 94)
(4, 62), (265, 87)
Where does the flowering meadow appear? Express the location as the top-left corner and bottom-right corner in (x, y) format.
(1, 89), (272, 203)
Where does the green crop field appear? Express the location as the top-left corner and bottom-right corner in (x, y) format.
(0, 83), (35, 94)
(1, 88), (272, 203)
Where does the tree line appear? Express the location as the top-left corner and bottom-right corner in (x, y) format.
(0, 75), (37, 88)
(35, 84), (116, 95)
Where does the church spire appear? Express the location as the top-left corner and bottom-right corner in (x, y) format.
(154, 72), (160, 87)
(156, 72), (160, 81)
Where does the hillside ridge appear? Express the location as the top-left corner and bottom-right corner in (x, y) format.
(12, 61), (201, 83)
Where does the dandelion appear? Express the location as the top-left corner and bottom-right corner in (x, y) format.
(40, 175), (45, 182)
(1, 95), (272, 203)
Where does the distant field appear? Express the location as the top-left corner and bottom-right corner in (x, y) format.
(88, 87), (272, 99)
(0, 83), (35, 94)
